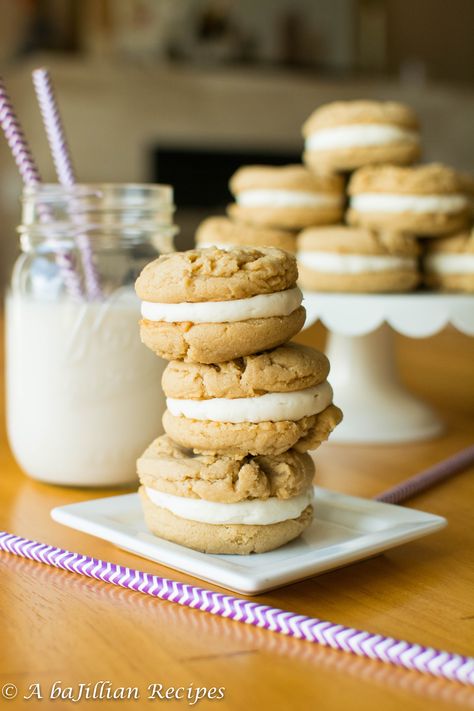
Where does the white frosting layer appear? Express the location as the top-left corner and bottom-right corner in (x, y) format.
(298, 251), (416, 274)
(237, 189), (342, 209)
(145, 486), (314, 525)
(195, 241), (234, 250)
(351, 193), (469, 214)
(424, 253), (474, 275)
(306, 123), (419, 151)
(166, 381), (333, 423)
(141, 287), (302, 324)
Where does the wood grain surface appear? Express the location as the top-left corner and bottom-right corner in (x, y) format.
(0, 318), (473, 711)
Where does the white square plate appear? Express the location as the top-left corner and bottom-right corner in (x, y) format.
(51, 488), (446, 595)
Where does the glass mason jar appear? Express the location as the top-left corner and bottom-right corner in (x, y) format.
(6, 184), (177, 487)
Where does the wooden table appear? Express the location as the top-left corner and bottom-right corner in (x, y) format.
(1, 320), (473, 711)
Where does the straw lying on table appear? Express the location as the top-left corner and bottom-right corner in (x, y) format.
(0, 76), (83, 300)
(32, 67), (102, 301)
(1, 445), (473, 685)
(0, 530), (472, 686)
(375, 444), (474, 504)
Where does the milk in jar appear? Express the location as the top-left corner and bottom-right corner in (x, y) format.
(6, 183), (176, 486)
(6, 290), (166, 486)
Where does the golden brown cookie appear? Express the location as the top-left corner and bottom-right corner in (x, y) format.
(162, 343), (330, 399)
(160, 343), (341, 455)
(302, 100), (420, 174)
(347, 163), (474, 236)
(136, 246), (298, 303)
(138, 435), (315, 503)
(195, 216), (296, 253)
(162, 404), (342, 457)
(140, 309), (306, 364)
(140, 487), (313, 554)
(228, 164), (344, 230)
(297, 225), (420, 292)
(135, 247), (305, 363)
(423, 230), (474, 292)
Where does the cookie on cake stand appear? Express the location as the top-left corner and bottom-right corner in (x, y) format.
(228, 164), (344, 230)
(302, 100), (421, 174)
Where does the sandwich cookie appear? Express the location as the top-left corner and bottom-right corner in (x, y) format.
(138, 436), (315, 554)
(303, 100), (420, 174)
(135, 247), (306, 363)
(347, 163), (474, 236)
(423, 230), (474, 292)
(228, 165), (344, 230)
(161, 343), (342, 456)
(297, 226), (420, 292)
(195, 216), (296, 253)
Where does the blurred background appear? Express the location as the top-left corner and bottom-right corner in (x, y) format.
(1, 0), (474, 290)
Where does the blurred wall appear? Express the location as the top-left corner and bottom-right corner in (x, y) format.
(386, 0), (474, 83)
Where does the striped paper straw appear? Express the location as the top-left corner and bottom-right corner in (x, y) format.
(376, 445), (474, 505)
(0, 531), (472, 685)
(0, 75), (83, 300)
(32, 67), (102, 301)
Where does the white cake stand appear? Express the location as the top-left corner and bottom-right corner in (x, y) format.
(303, 292), (474, 444)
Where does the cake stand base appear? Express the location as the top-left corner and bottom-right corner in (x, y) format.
(303, 292), (474, 444)
(326, 325), (443, 444)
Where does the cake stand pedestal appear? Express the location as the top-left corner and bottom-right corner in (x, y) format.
(303, 293), (474, 444)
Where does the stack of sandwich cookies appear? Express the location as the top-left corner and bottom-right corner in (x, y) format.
(161, 345), (341, 456)
(297, 226), (420, 292)
(135, 246), (342, 554)
(195, 216), (296, 253)
(302, 100), (420, 174)
(138, 436), (315, 554)
(135, 247), (305, 363)
(423, 230), (474, 292)
(347, 163), (474, 236)
(228, 165), (344, 230)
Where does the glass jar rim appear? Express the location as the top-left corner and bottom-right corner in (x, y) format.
(21, 182), (174, 207)
(18, 182), (177, 249)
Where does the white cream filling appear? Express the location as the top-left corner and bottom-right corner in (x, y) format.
(195, 241), (235, 250)
(141, 287), (302, 324)
(145, 486), (314, 525)
(236, 189), (342, 209)
(351, 193), (469, 214)
(424, 253), (474, 275)
(298, 251), (416, 274)
(305, 123), (419, 151)
(166, 381), (333, 423)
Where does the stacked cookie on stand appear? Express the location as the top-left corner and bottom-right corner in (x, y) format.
(195, 165), (345, 254)
(135, 247), (342, 554)
(299, 100), (474, 292)
(423, 230), (474, 292)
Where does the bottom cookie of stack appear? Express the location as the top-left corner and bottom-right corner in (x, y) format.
(137, 436), (315, 554)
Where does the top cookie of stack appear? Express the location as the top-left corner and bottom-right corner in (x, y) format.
(136, 246), (305, 363)
(302, 100), (421, 174)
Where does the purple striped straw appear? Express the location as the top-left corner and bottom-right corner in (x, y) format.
(0, 75), (83, 300)
(32, 67), (102, 301)
(0, 530), (472, 685)
(375, 445), (474, 505)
